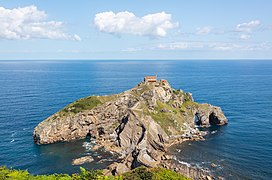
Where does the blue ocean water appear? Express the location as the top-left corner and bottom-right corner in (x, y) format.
(0, 60), (271, 179)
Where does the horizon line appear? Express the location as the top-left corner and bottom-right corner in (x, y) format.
(1, 58), (272, 61)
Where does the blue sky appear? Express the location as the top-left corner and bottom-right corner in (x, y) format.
(0, 0), (272, 60)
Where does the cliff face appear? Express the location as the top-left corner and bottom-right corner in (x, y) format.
(33, 79), (227, 175)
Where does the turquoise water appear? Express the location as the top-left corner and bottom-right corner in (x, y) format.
(0, 60), (271, 179)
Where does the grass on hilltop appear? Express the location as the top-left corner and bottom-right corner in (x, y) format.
(58, 95), (118, 116)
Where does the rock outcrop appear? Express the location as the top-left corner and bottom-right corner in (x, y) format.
(33, 79), (228, 175)
(195, 105), (228, 127)
(72, 156), (94, 165)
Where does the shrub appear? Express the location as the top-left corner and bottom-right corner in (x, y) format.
(0, 166), (190, 180)
(62, 96), (102, 114)
(151, 168), (190, 180)
(122, 166), (152, 180)
(122, 166), (190, 180)
(74, 167), (104, 180)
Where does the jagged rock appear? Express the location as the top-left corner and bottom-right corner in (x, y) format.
(195, 104), (228, 127)
(206, 175), (213, 180)
(161, 154), (174, 160)
(211, 163), (217, 168)
(72, 156), (94, 165)
(33, 78), (228, 175)
(92, 145), (101, 151)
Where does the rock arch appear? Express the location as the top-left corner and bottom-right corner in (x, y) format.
(209, 112), (220, 125)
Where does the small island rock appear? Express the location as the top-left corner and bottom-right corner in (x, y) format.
(72, 156), (94, 165)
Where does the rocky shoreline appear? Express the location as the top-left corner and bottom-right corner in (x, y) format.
(33, 78), (228, 179)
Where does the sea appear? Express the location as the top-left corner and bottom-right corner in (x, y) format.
(0, 60), (271, 179)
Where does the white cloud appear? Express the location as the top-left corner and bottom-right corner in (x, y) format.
(196, 26), (212, 35)
(122, 47), (142, 52)
(157, 42), (216, 50)
(0, 5), (80, 40)
(157, 42), (203, 50)
(73, 34), (81, 41)
(240, 34), (251, 40)
(94, 11), (178, 37)
(236, 20), (261, 32)
(156, 41), (271, 51)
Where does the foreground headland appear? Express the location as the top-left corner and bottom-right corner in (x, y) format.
(33, 77), (228, 178)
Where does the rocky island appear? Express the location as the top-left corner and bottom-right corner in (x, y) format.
(33, 77), (228, 178)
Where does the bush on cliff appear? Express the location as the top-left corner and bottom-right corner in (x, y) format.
(0, 166), (190, 180)
(122, 167), (190, 180)
(62, 96), (102, 114)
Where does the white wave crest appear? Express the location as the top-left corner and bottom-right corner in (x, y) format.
(177, 160), (191, 167)
(211, 130), (217, 134)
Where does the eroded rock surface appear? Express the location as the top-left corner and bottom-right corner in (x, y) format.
(195, 104), (228, 127)
(33, 79), (228, 175)
(72, 156), (94, 165)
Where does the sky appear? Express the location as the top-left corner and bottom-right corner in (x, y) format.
(0, 0), (272, 60)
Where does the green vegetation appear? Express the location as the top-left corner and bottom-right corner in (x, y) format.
(97, 95), (119, 104)
(131, 83), (153, 97)
(122, 166), (190, 180)
(183, 93), (192, 102)
(172, 89), (181, 95)
(0, 166), (190, 180)
(59, 95), (119, 116)
(180, 101), (198, 108)
(61, 96), (102, 114)
(180, 101), (210, 117)
(150, 100), (189, 135)
(0, 166), (73, 180)
(0, 166), (112, 180)
(148, 88), (202, 135)
(150, 168), (190, 180)
(150, 101), (178, 135)
(122, 167), (153, 180)
(180, 101), (198, 117)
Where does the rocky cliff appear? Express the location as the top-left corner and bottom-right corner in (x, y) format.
(33, 79), (227, 175)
